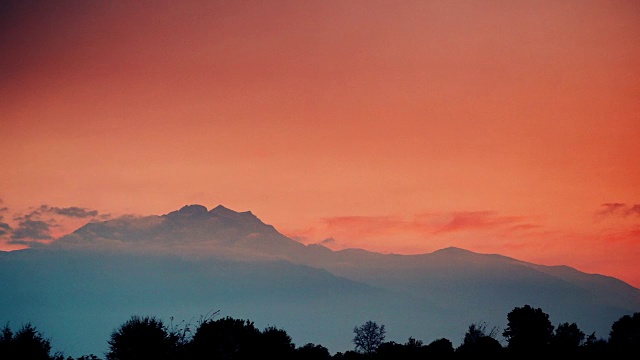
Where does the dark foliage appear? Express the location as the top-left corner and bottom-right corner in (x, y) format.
(189, 316), (261, 360)
(425, 338), (455, 359)
(4, 307), (640, 360)
(106, 315), (177, 360)
(502, 304), (554, 357)
(551, 322), (585, 357)
(296, 343), (331, 360)
(352, 320), (386, 355)
(0, 322), (60, 360)
(457, 323), (503, 359)
(609, 312), (640, 356)
(259, 326), (296, 360)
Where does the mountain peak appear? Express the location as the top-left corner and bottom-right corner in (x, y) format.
(178, 204), (208, 214)
(210, 205), (260, 222)
(210, 204), (235, 214)
(164, 204), (210, 220)
(432, 247), (474, 255)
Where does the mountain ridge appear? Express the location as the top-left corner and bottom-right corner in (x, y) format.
(2, 204), (639, 357)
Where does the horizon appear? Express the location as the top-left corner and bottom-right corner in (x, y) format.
(1, 202), (639, 290)
(1, 1), (639, 289)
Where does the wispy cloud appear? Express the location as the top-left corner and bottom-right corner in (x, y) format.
(10, 219), (53, 243)
(15, 205), (100, 220)
(0, 222), (11, 237)
(430, 211), (527, 234)
(286, 210), (539, 252)
(0, 203), (108, 248)
(317, 237), (336, 246)
(597, 203), (640, 218)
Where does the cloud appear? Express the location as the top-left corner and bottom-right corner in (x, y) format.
(321, 212), (530, 237)
(0, 222), (11, 236)
(49, 206), (98, 218)
(431, 211), (527, 234)
(598, 203), (640, 218)
(290, 211), (539, 248)
(318, 237), (336, 245)
(10, 220), (53, 243)
(0, 204), (8, 221)
(32, 205), (100, 218)
(0, 203), (111, 249)
(323, 215), (417, 237)
(592, 225), (640, 245)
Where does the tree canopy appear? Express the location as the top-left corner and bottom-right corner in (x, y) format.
(502, 304), (554, 356)
(3, 307), (639, 359)
(352, 320), (386, 355)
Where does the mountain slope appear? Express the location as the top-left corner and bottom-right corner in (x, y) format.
(0, 247), (458, 357)
(312, 247), (640, 341)
(2, 204), (639, 357)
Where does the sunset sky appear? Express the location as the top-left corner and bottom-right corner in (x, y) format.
(1, 1), (639, 287)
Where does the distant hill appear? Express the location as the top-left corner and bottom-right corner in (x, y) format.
(1, 204), (638, 358)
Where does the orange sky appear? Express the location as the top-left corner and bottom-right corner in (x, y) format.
(1, 1), (639, 286)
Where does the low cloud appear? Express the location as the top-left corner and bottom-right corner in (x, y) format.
(321, 211), (531, 237)
(431, 211), (527, 234)
(284, 210), (540, 254)
(47, 206), (99, 218)
(598, 203), (640, 218)
(10, 220), (53, 242)
(0, 222), (11, 236)
(318, 237), (336, 246)
(27, 205), (100, 219)
(0, 203), (108, 248)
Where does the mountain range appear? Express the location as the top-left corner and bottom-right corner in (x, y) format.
(1, 204), (638, 357)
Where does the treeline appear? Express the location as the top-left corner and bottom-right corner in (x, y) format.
(1, 305), (639, 360)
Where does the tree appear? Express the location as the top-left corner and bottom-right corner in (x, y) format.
(353, 321), (386, 355)
(77, 356), (101, 360)
(580, 332), (608, 360)
(609, 312), (640, 356)
(189, 316), (261, 360)
(106, 316), (176, 360)
(457, 323), (503, 359)
(0, 322), (59, 360)
(461, 322), (498, 345)
(551, 322), (584, 355)
(425, 338), (454, 359)
(260, 326), (295, 360)
(296, 343), (331, 360)
(502, 305), (554, 356)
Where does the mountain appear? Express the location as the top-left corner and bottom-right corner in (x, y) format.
(2, 204), (639, 357)
(58, 204), (307, 260)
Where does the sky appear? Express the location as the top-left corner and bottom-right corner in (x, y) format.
(1, 1), (639, 287)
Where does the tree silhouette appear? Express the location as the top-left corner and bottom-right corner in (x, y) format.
(374, 338), (426, 360)
(189, 316), (261, 360)
(609, 312), (640, 356)
(502, 305), (554, 356)
(457, 323), (503, 359)
(0, 322), (58, 360)
(551, 322), (584, 356)
(77, 355), (101, 360)
(106, 316), (176, 360)
(424, 338), (454, 359)
(352, 320), (385, 355)
(260, 326), (295, 360)
(296, 343), (331, 360)
(376, 341), (402, 359)
(7, 307), (640, 359)
(581, 332), (609, 360)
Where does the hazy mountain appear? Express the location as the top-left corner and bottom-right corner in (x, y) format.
(2, 204), (639, 357)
